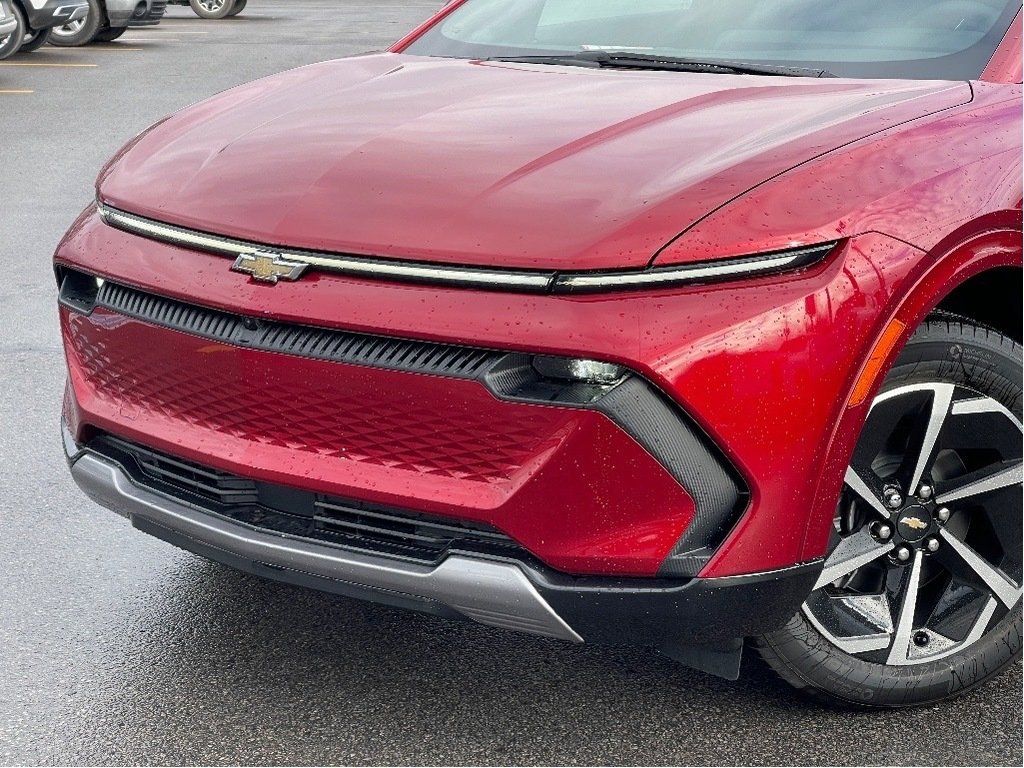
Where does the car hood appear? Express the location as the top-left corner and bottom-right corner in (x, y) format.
(99, 53), (970, 271)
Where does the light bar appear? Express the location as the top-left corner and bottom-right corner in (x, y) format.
(550, 244), (835, 293)
(98, 204), (555, 293)
(98, 203), (835, 295)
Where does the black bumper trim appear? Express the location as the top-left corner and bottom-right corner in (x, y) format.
(65, 422), (817, 649)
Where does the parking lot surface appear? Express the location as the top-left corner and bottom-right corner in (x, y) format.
(1, 2), (1021, 765)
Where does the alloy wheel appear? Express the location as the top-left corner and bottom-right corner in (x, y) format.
(54, 19), (87, 36)
(803, 382), (1023, 666)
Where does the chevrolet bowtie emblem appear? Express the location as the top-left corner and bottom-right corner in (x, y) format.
(903, 516), (928, 531)
(231, 250), (309, 284)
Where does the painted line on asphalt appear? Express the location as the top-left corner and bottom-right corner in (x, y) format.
(0, 62), (98, 67)
(0, 89), (34, 94)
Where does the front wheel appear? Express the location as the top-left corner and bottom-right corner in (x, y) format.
(758, 315), (1022, 707)
(189, 0), (235, 19)
(48, 0), (105, 46)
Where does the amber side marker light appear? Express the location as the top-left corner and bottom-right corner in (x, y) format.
(849, 319), (908, 408)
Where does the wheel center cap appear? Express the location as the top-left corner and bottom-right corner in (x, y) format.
(897, 504), (932, 542)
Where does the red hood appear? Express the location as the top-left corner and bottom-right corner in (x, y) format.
(99, 53), (969, 270)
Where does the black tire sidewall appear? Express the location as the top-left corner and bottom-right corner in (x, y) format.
(761, 315), (1023, 708)
(94, 25), (126, 42)
(17, 24), (49, 52)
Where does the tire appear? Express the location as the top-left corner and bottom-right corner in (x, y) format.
(48, 0), (105, 47)
(227, 0), (245, 16)
(189, 0), (235, 19)
(18, 25), (50, 52)
(93, 25), (126, 42)
(758, 314), (1023, 708)
(0, 1), (26, 60)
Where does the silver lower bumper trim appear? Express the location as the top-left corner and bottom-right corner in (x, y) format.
(68, 442), (582, 644)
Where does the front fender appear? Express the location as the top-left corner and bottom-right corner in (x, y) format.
(799, 226), (1023, 565)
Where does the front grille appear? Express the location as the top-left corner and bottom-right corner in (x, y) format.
(90, 434), (522, 565)
(94, 280), (500, 380)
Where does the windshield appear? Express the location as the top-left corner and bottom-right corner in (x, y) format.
(405, 0), (1021, 79)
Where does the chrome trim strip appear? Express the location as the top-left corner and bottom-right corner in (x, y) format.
(98, 203), (835, 294)
(66, 426), (583, 643)
(99, 205), (556, 293)
(550, 247), (830, 292)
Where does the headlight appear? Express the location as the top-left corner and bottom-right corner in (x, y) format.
(550, 242), (837, 293)
(532, 356), (626, 385)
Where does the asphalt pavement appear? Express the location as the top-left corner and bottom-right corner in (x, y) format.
(0, 2), (1021, 765)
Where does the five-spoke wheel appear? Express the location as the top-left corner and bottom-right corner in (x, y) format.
(806, 382), (1022, 666)
(758, 316), (1022, 707)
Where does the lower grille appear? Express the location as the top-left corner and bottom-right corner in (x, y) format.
(89, 434), (522, 565)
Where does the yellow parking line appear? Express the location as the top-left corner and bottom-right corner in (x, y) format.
(0, 62), (98, 67)
(0, 89), (33, 93)
(41, 45), (144, 52)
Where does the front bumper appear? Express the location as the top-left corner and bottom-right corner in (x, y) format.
(54, 208), (927, 578)
(105, 0), (165, 27)
(41, 3), (88, 27)
(63, 420), (820, 660)
(128, 0), (167, 27)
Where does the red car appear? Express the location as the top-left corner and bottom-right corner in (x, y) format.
(56, 0), (1022, 707)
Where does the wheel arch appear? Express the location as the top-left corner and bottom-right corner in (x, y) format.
(800, 223), (1023, 564)
(934, 265), (1022, 344)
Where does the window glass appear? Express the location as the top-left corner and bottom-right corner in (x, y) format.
(405, 0), (1021, 79)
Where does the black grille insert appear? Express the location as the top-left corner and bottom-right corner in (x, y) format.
(58, 272), (501, 380)
(89, 434), (521, 565)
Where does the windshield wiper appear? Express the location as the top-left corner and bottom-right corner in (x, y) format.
(488, 51), (835, 78)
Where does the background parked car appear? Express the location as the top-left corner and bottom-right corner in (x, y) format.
(167, 0), (244, 19)
(49, 0), (166, 46)
(0, 0), (88, 56)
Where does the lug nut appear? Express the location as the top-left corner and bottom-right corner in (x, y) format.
(917, 483), (933, 500)
(925, 537), (940, 553)
(884, 487), (904, 509)
(870, 522), (893, 542)
(893, 545), (913, 562)
(913, 630), (930, 647)
(935, 507), (951, 523)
